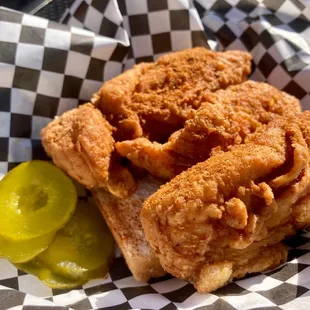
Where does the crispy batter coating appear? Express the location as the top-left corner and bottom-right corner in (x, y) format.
(116, 81), (301, 178)
(41, 103), (136, 198)
(94, 48), (252, 141)
(141, 112), (310, 292)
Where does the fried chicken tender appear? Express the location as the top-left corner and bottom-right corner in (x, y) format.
(41, 103), (136, 198)
(141, 112), (310, 292)
(116, 81), (301, 178)
(93, 48), (252, 141)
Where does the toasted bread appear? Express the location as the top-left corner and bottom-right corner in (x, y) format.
(92, 175), (165, 282)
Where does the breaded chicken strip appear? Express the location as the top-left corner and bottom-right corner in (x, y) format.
(116, 81), (301, 178)
(141, 112), (310, 292)
(93, 48), (252, 141)
(41, 103), (136, 198)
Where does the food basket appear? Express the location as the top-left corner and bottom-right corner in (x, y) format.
(0, 0), (309, 309)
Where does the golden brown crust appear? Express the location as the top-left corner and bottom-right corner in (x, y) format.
(41, 103), (136, 198)
(95, 48), (252, 140)
(116, 81), (301, 179)
(116, 138), (183, 179)
(141, 112), (310, 292)
(171, 80), (301, 160)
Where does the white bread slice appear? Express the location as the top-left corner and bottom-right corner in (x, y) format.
(92, 175), (165, 282)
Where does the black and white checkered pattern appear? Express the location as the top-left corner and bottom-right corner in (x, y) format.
(60, 0), (129, 43)
(34, 0), (76, 22)
(0, 7), (128, 179)
(194, 0), (310, 109)
(117, 0), (209, 67)
(61, 0), (209, 68)
(0, 0), (309, 309)
(1, 231), (310, 310)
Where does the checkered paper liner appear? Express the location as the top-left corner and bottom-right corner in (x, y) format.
(0, 0), (309, 309)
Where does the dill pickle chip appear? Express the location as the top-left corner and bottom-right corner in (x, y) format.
(15, 259), (86, 289)
(0, 161), (77, 241)
(0, 233), (55, 263)
(38, 201), (114, 281)
(40, 269), (86, 289)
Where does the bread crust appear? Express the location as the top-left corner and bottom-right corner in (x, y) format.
(92, 176), (165, 282)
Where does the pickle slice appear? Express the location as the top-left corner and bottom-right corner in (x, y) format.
(15, 259), (86, 289)
(38, 201), (114, 281)
(0, 233), (55, 263)
(0, 161), (77, 241)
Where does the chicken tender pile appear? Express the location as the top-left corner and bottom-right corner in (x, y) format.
(93, 48), (252, 141)
(41, 48), (253, 197)
(141, 112), (310, 292)
(40, 47), (305, 290)
(116, 81), (301, 178)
